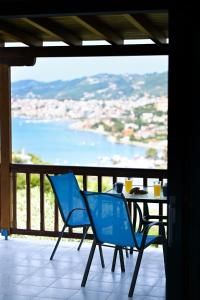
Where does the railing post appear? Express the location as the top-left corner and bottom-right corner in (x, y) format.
(0, 64), (12, 239)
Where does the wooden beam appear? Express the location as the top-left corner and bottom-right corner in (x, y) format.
(73, 16), (123, 45)
(0, 44), (169, 58)
(0, 64), (12, 235)
(124, 14), (167, 44)
(0, 19), (42, 46)
(24, 17), (82, 46)
(0, 56), (36, 66)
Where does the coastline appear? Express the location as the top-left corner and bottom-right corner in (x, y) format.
(12, 97), (167, 154)
(68, 122), (166, 150)
(13, 114), (166, 151)
(12, 115), (167, 168)
(106, 134), (166, 150)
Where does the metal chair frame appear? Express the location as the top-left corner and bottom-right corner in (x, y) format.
(46, 173), (105, 268)
(81, 191), (167, 298)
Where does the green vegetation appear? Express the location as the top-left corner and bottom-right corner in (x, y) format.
(28, 153), (45, 164)
(88, 101), (167, 146)
(91, 119), (124, 133)
(16, 174), (52, 193)
(111, 118), (124, 133)
(12, 152), (51, 192)
(12, 72), (167, 100)
(146, 148), (158, 159)
(134, 103), (155, 116)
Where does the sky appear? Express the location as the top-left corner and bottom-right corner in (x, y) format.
(6, 40), (168, 82)
(11, 55), (168, 82)
(10, 42), (168, 82)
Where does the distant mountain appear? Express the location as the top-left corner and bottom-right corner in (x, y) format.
(11, 72), (167, 100)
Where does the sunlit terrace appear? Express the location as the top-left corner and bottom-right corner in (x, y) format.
(0, 237), (165, 300)
(0, 165), (168, 299)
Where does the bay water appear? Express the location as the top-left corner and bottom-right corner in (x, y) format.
(12, 117), (147, 166)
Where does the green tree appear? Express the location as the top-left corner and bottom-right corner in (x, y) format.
(111, 118), (124, 132)
(28, 153), (47, 164)
(146, 148), (158, 159)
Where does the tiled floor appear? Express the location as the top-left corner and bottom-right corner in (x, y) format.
(0, 237), (165, 299)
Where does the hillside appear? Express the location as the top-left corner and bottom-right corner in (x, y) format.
(11, 72), (167, 100)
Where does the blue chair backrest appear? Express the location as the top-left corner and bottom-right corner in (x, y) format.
(47, 172), (90, 227)
(83, 191), (135, 248)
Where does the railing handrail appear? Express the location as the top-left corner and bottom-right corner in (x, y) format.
(9, 163), (167, 240)
(10, 163), (167, 178)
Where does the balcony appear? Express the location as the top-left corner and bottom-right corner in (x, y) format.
(0, 164), (167, 298)
(0, 157), (168, 300)
(0, 238), (165, 299)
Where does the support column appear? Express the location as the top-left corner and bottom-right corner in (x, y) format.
(0, 64), (12, 239)
(167, 3), (200, 299)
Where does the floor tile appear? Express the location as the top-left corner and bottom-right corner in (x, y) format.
(0, 238), (166, 300)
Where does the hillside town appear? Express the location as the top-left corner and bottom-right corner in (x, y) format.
(12, 95), (168, 168)
(12, 96), (167, 143)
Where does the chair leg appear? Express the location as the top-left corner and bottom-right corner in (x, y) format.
(125, 248), (129, 258)
(50, 224), (66, 260)
(128, 249), (144, 297)
(119, 248), (125, 272)
(111, 247), (118, 272)
(98, 244), (105, 268)
(77, 226), (89, 251)
(81, 240), (97, 287)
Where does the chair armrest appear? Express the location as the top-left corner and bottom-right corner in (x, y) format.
(138, 221), (166, 249)
(143, 221), (166, 238)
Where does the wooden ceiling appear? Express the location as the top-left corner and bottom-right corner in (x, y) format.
(0, 1), (169, 65)
(0, 1), (168, 47)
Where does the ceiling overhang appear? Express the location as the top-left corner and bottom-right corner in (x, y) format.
(0, 0), (169, 65)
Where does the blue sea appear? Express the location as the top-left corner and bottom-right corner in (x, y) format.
(12, 117), (147, 166)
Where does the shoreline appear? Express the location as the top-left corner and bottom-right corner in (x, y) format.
(67, 120), (166, 151)
(12, 115), (167, 168)
(12, 115), (166, 151)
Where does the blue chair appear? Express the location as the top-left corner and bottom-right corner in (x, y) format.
(81, 191), (167, 298)
(46, 172), (104, 267)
